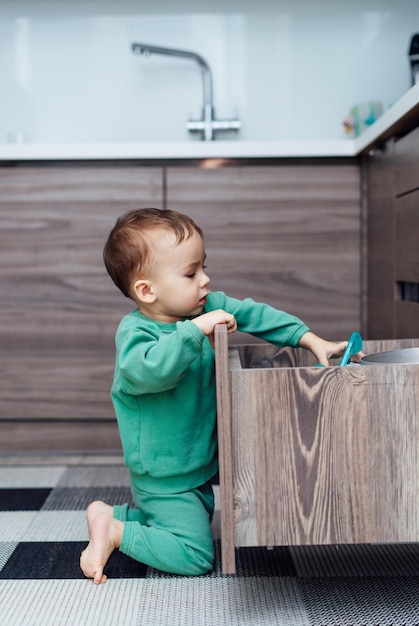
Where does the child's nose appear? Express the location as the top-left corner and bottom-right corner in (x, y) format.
(200, 271), (210, 287)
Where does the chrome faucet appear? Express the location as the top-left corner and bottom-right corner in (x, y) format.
(132, 43), (241, 141)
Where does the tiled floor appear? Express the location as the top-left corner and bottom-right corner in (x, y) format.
(0, 455), (418, 626)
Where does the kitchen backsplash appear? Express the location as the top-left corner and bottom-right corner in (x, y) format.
(1, 0), (418, 143)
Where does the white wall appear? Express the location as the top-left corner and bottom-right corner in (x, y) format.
(1, 0), (418, 143)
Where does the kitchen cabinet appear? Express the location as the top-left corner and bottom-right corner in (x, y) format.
(364, 141), (396, 338)
(0, 165), (163, 452)
(365, 124), (419, 338)
(0, 160), (361, 453)
(215, 325), (419, 574)
(167, 163), (361, 341)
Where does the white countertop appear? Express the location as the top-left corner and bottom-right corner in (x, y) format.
(0, 139), (355, 161)
(2, 84), (419, 161)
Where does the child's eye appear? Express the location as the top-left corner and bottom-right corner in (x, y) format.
(186, 273), (196, 278)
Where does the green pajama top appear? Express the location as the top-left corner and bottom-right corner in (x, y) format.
(111, 291), (310, 495)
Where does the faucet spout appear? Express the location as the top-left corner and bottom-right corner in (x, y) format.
(132, 42), (241, 141)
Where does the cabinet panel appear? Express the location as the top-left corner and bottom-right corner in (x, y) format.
(0, 200), (138, 356)
(216, 327), (419, 574)
(366, 128), (419, 339)
(0, 166), (163, 202)
(0, 166), (163, 451)
(395, 191), (419, 281)
(395, 302), (419, 338)
(167, 165), (361, 340)
(364, 144), (396, 339)
(394, 126), (419, 195)
(394, 191), (419, 337)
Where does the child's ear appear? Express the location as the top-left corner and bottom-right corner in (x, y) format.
(133, 279), (156, 303)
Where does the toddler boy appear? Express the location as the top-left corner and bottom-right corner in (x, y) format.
(80, 208), (349, 584)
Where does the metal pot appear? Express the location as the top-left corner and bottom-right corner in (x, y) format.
(361, 347), (419, 365)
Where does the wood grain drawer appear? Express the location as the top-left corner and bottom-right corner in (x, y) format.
(215, 325), (419, 574)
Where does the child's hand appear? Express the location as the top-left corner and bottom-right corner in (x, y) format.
(299, 331), (362, 366)
(192, 310), (237, 347)
(316, 340), (348, 366)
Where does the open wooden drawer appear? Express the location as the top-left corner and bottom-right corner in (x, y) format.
(214, 325), (419, 574)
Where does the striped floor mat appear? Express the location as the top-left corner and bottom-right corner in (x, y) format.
(0, 461), (418, 625)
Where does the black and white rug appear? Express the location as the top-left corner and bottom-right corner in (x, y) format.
(0, 460), (418, 625)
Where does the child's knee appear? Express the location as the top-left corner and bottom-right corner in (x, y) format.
(181, 542), (214, 576)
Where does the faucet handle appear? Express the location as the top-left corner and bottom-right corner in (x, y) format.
(186, 117), (241, 141)
(210, 119), (241, 131)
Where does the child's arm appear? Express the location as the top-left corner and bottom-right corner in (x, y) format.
(203, 293), (360, 365)
(191, 310), (237, 347)
(298, 331), (352, 366)
(116, 312), (236, 395)
(204, 292), (309, 348)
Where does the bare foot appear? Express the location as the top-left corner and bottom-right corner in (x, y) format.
(86, 500), (114, 527)
(80, 513), (123, 585)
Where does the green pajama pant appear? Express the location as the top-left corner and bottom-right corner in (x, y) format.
(113, 480), (215, 576)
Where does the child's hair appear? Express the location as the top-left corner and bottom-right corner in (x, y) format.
(103, 208), (203, 299)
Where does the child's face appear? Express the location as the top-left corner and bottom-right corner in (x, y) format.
(145, 230), (210, 322)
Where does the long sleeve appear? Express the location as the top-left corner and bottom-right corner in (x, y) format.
(115, 316), (205, 395)
(111, 309), (218, 492)
(204, 291), (310, 347)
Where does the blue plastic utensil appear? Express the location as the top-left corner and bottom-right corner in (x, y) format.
(339, 331), (363, 366)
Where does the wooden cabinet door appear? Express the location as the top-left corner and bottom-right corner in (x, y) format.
(365, 130), (419, 340)
(167, 164), (361, 340)
(364, 144), (396, 339)
(394, 190), (419, 338)
(394, 125), (419, 195)
(0, 165), (163, 452)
